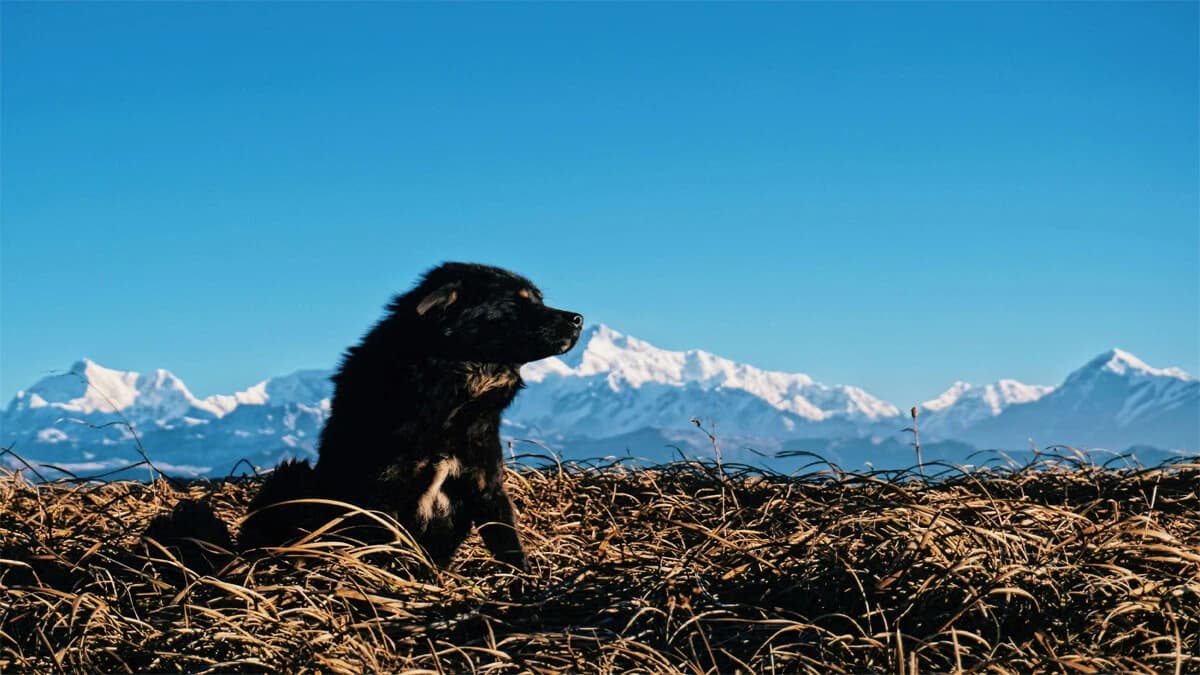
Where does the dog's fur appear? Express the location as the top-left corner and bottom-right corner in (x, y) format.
(237, 262), (582, 569)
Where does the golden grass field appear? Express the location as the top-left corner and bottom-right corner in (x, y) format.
(2, 451), (1197, 673)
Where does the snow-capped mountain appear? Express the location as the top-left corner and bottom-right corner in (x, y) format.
(919, 380), (1055, 439)
(4, 359), (223, 427)
(964, 349), (1199, 452)
(2, 359), (224, 452)
(510, 325), (899, 439)
(1, 360), (332, 476)
(1, 328), (1195, 478)
(206, 369), (334, 414)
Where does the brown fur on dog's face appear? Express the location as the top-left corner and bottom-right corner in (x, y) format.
(406, 262), (584, 364)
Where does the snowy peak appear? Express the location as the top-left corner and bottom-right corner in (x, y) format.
(921, 381), (974, 413)
(1050, 349), (1196, 414)
(521, 323), (899, 423)
(206, 369), (334, 414)
(7, 359), (225, 422)
(922, 379), (1053, 416)
(918, 378), (1053, 438)
(29, 359), (137, 413)
(957, 348), (1199, 451)
(551, 324), (689, 384)
(537, 323), (771, 389)
(1078, 348), (1193, 381)
(920, 349), (1196, 446)
(555, 324), (622, 371)
(993, 378), (1056, 402)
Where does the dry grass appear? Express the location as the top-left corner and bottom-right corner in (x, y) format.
(2, 450), (1198, 673)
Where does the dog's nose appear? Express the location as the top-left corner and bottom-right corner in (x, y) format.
(570, 314), (583, 328)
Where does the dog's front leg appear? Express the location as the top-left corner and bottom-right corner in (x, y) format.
(473, 485), (528, 571)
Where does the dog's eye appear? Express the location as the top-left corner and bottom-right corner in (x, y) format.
(516, 288), (543, 305)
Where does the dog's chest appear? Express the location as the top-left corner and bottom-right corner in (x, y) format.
(413, 457), (460, 522)
(461, 362), (521, 399)
(379, 457), (486, 525)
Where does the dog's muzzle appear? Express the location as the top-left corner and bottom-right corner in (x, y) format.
(560, 313), (584, 353)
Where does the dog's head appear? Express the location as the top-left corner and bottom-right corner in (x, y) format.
(398, 262), (583, 364)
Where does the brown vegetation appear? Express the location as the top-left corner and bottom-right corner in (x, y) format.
(2, 451), (1197, 673)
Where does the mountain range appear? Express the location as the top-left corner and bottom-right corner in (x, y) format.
(2, 324), (1196, 477)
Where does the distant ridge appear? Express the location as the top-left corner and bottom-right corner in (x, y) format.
(2, 327), (1195, 477)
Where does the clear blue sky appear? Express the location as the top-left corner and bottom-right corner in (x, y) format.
(2, 2), (1197, 408)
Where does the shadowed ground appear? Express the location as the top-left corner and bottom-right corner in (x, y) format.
(1, 451), (1197, 673)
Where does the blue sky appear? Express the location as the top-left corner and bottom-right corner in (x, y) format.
(2, 2), (1197, 408)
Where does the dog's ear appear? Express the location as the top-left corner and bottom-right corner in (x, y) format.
(416, 283), (460, 315)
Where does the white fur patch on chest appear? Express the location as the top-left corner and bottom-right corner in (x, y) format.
(416, 457), (462, 523)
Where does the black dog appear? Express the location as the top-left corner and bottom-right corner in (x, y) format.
(238, 262), (582, 570)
